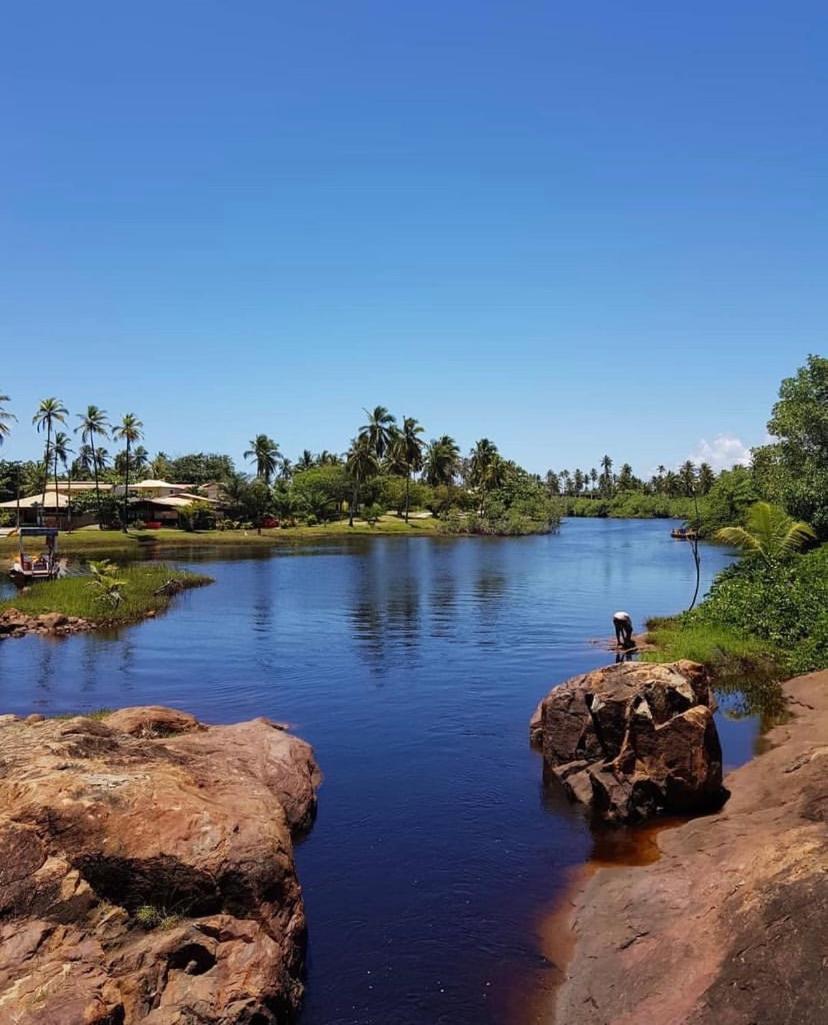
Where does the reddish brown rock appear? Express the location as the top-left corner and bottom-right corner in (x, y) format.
(0, 707), (321, 1024)
(532, 661), (725, 823)
(549, 670), (828, 1025)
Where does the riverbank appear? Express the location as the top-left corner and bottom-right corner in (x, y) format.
(546, 668), (828, 1025)
(0, 515), (441, 558)
(0, 564), (211, 638)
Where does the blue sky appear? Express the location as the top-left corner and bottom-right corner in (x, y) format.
(1, 2), (825, 475)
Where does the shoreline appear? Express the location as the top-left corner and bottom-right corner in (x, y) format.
(540, 668), (828, 1025)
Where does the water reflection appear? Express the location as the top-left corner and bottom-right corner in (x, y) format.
(0, 520), (748, 1025)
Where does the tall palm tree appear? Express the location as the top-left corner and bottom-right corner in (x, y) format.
(0, 393), (16, 447)
(716, 502), (815, 565)
(50, 431), (72, 529)
(75, 405), (110, 528)
(75, 444), (95, 475)
(360, 406), (397, 459)
(33, 397), (68, 517)
(678, 460), (697, 497)
(112, 413), (144, 532)
(423, 435), (461, 486)
(132, 446), (149, 474)
(469, 438), (498, 491)
(244, 435), (280, 484)
(599, 454), (614, 497)
(346, 436), (380, 527)
(389, 416), (425, 522)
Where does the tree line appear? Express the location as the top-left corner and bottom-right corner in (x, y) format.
(0, 401), (558, 536)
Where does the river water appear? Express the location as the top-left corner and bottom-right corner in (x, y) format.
(0, 519), (751, 1025)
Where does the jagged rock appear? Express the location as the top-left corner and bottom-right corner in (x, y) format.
(532, 661), (725, 823)
(551, 670), (828, 1025)
(0, 707), (321, 1024)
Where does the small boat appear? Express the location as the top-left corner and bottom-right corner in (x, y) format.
(671, 526), (698, 541)
(8, 526), (65, 584)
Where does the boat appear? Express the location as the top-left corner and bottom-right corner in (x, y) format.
(8, 526), (65, 584)
(670, 526), (698, 541)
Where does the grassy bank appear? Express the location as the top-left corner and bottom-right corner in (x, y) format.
(0, 563), (212, 626)
(0, 515), (441, 558)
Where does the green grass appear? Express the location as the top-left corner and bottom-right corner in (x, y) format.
(640, 616), (777, 667)
(640, 615), (787, 724)
(0, 563), (212, 625)
(0, 515), (440, 558)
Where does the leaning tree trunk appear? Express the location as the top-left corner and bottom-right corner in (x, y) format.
(91, 437), (103, 529)
(122, 442), (130, 533)
(404, 470), (410, 523)
(349, 478), (358, 528)
(54, 446), (60, 528)
(41, 423), (51, 522)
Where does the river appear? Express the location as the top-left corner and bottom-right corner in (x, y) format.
(0, 519), (751, 1025)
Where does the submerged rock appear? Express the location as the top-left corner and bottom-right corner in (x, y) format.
(531, 660), (725, 823)
(0, 706), (321, 1024)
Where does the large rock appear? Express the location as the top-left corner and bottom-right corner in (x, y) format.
(531, 660), (725, 823)
(0, 706), (321, 1024)
(549, 669), (828, 1025)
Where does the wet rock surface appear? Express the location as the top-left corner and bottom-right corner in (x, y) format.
(551, 670), (828, 1025)
(532, 660), (725, 823)
(0, 706), (321, 1024)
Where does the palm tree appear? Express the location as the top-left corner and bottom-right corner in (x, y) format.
(697, 462), (716, 495)
(33, 397), (68, 517)
(590, 467), (598, 494)
(424, 435), (461, 486)
(50, 431), (73, 529)
(75, 405), (110, 528)
(346, 436), (380, 526)
(296, 449), (315, 472)
(716, 502), (816, 565)
(469, 438), (499, 491)
(94, 447), (110, 473)
(599, 454), (614, 497)
(132, 445), (149, 474)
(678, 460), (697, 497)
(360, 406), (397, 459)
(112, 413), (144, 532)
(75, 444), (95, 475)
(0, 393), (16, 447)
(389, 416), (425, 522)
(244, 435), (280, 484)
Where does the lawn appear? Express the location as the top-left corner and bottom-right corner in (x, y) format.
(0, 563), (212, 626)
(0, 514), (440, 558)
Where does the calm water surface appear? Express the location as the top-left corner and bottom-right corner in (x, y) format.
(0, 519), (750, 1025)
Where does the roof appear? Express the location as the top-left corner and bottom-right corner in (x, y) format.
(0, 493), (69, 510)
(46, 481), (114, 492)
(131, 480), (191, 490)
(138, 496), (198, 509)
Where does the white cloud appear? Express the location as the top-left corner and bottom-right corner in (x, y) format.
(687, 434), (752, 472)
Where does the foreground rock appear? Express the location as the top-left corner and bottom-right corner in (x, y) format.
(0, 706), (321, 1024)
(531, 661), (725, 823)
(550, 669), (828, 1025)
(0, 607), (92, 638)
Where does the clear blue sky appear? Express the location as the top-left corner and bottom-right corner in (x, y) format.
(2, 1), (825, 475)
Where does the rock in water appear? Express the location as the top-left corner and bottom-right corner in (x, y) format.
(0, 707), (321, 1024)
(531, 660), (725, 823)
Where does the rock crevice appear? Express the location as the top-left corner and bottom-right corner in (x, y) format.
(0, 706), (321, 1025)
(531, 660), (726, 823)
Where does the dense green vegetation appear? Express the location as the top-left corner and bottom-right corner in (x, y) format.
(0, 400), (559, 537)
(0, 564), (212, 625)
